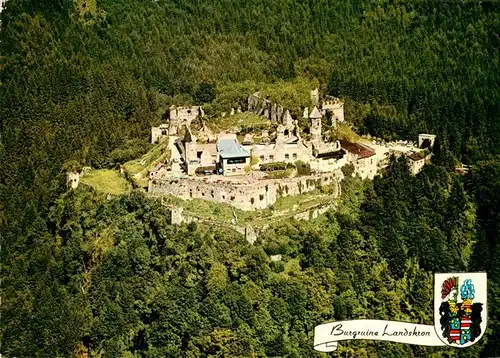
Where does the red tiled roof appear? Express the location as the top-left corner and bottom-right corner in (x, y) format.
(340, 140), (376, 159)
(408, 152), (426, 161)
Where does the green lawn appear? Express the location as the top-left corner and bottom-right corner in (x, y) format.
(335, 122), (363, 142)
(160, 195), (246, 222)
(266, 168), (295, 179)
(207, 112), (272, 133)
(80, 169), (131, 195)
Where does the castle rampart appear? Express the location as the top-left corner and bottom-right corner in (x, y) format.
(149, 171), (342, 211)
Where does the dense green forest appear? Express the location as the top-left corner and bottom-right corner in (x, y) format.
(1, 0), (500, 356)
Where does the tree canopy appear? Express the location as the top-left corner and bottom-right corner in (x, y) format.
(1, 0), (500, 356)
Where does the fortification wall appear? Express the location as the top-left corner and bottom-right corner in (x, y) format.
(151, 124), (169, 144)
(149, 171), (342, 211)
(322, 99), (344, 122)
(251, 142), (312, 164)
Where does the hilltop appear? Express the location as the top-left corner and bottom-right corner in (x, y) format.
(1, 1), (500, 357)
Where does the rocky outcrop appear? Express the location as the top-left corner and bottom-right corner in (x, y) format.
(247, 92), (289, 124)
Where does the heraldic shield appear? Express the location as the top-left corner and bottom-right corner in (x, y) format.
(434, 272), (487, 347)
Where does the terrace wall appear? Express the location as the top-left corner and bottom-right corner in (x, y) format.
(149, 171), (342, 211)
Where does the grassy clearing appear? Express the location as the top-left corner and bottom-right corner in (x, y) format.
(123, 140), (171, 188)
(160, 195), (256, 222)
(266, 168), (295, 179)
(247, 187), (337, 226)
(80, 169), (131, 195)
(207, 112), (271, 133)
(272, 189), (322, 212)
(335, 122), (363, 143)
(159, 193), (274, 224)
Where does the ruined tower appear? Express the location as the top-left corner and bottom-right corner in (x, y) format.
(169, 105), (179, 135)
(322, 97), (344, 124)
(418, 134), (436, 149)
(276, 124), (286, 144)
(311, 88), (320, 106)
(309, 106), (322, 142)
(184, 126), (198, 175)
(303, 107), (309, 120)
(168, 105), (202, 135)
(66, 172), (80, 189)
(283, 109), (293, 127)
(170, 206), (184, 225)
(151, 124), (169, 144)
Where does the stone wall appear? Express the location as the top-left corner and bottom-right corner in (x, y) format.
(149, 171), (342, 211)
(310, 156), (347, 173)
(168, 105), (202, 135)
(293, 203), (334, 221)
(250, 142), (312, 165)
(166, 205), (258, 244)
(151, 124), (169, 144)
(322, 98), (344, 123)
(166, 201), (335, 245)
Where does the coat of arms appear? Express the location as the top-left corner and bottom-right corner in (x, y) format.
(434, 273), (487, 347)
(314, 272), (487, 352)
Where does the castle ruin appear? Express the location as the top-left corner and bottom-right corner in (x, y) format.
(147, 88), (431, 211)
(151, 105), (205, 143)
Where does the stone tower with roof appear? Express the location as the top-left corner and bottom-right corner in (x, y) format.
(309, 106), (322, 142)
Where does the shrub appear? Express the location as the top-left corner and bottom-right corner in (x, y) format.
(107, 139), (152, 167)
(260, 161), (295, 172)
(342, 163), (355, 177)
(240, 123), (268, 135)
(62, 159), (82, 172)
(187, 221), (197, 232)
(295, 160), (311, 176)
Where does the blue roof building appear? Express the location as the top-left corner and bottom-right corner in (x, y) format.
(217, 138), (250, 159)
(216, 138), (250, 176)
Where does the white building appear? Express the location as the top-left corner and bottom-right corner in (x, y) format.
(408, 152), (426, 175)
(340, 140), (377, 179)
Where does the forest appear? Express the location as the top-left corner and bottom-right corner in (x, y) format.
(1, 0), (500, 357)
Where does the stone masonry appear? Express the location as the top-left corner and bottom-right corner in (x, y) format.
(149, 171), (342, 211)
